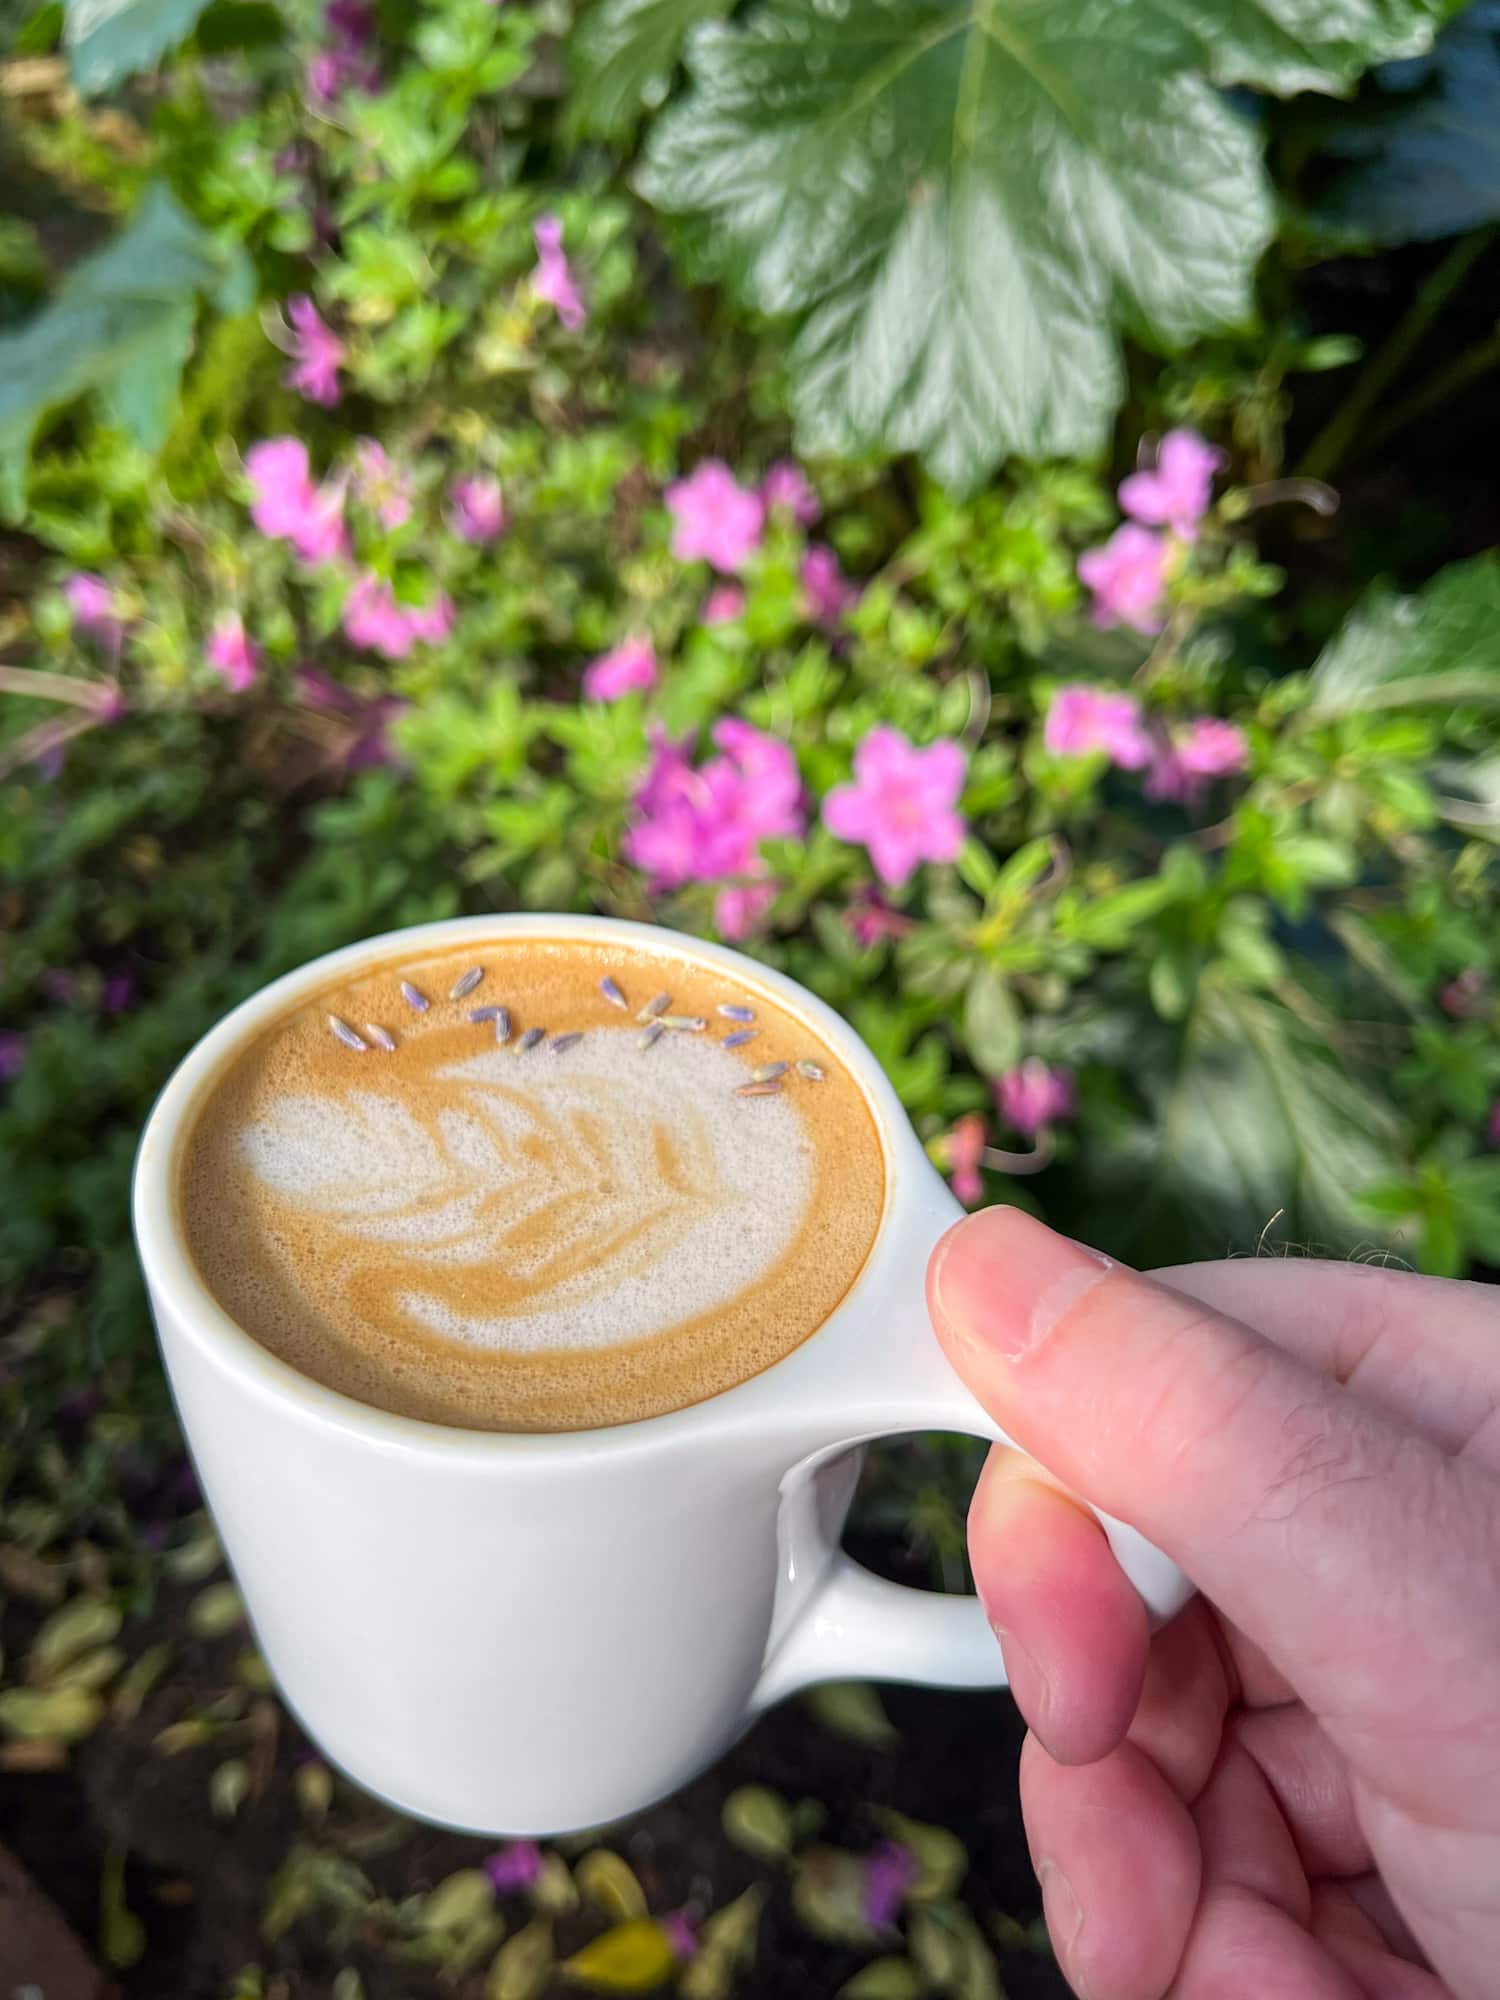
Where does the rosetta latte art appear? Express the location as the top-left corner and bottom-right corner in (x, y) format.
(236, 1036), (813, 1353)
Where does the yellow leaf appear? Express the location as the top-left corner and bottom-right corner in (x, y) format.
(26, 1596), (121, 1681)
(561, 1919), (676, 1992)
(0, 1685), (102, 1741)
(487, 1917), (554, 2000)
(721, 1784), (793, 1861)
(575, 1850), (647, 1920)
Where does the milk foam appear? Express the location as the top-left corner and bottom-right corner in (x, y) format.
(236, 1031), (813, 1353)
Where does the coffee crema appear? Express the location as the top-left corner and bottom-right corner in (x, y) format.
(177, 936), (885, 1430)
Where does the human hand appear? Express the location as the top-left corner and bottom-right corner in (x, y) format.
(927, 1206), (1500, 2000)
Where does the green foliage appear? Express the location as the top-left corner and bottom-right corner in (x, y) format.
(0, 184), (247, 522)
(637, 0), (1452, 487)
(570, 0), (733, 137)
(1314, 3), (1500, 243)
(64, 0), (216, 93)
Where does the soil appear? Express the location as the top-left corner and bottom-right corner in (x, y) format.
(0, 1564), (1066, 2000)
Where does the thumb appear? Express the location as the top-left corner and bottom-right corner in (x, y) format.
(928, 1207), (1493, 1755)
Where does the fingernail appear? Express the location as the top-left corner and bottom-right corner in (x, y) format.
(932, 1208), (1114, 1361)
(1036, 1860), (1086, 1978)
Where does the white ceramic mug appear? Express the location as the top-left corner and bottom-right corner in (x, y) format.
(133, 914), (1189, 1836)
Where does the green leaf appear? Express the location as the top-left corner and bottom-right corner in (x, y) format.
(1158, 0), (1457, 93)
(869, 1810), (968, 1902)
(65, 0), (216, 93)
(1314, 3), (1500, 243)
(804, 1679), (899, 1749)
(575, 1851), (647, 1920)
(722, 1785), (795, 1861)
(100, 1848), (146, 1970)
(26, 1595), (121, 1682)
(1306, 553), (1500, 717)
(560, 1919), (677, 1991)
(0, 1684), (103, 1741)
(839, 1958), (922, 1999)
(572, 0), (733, 136)
(487, 1919), (554, 2000)
(0, 185), (236, 520)
(963, 967), (1023, 1074)
(640, 0), (1275, 489)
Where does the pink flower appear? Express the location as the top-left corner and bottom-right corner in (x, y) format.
(0, 1032), (23, 1085)
(297, 669), (408, 769)
(994, 1061), (1074, 1139)
(947, 1113), (987, 1207)
(244, 439), (348, 563)
(1043, 686), (1152, 770)
(283, 296), (344, 408)
(1145, 717), (1248, 804)
(714, 880), (776, 941)
(532, 214), (585, 331)
(1119, 429), (1224, 542)
(663, 1912), (699, 1961)
(484, 1841), (542, 1893)
(405, 593), (454, 646)
(341, 573), (414, 659)
(800, 544), (857, 627)
(353, 440), (411, 529)
(665, 461), (764, 574)
(845, 890), (914, 949)
(761, 458), (820, 525)
(308, 0), (377, 100)
(1439, 971), (1484, 1019)
(864, 1843), (917, 1930)
(702, 585), (745, 626)
(63, 573), (121, 645)
(101, 972), (136, 1013)
(822, 726), (967, 889)
(624, 720), (805, 899)
(206, 614), (261, 693)
(1077, 524), (1169, 635)
(583, 636), (657, 702)
(448, 474), (505, 544)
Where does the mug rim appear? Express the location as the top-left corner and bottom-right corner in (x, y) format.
(132, 912), (923, 1464)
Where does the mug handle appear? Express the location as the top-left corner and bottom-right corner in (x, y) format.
(751, 1311), (1192, 1710)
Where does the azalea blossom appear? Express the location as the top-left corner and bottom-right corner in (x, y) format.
(531, 214), (586, 331)
(297, 668), (408, 769)
(702, 585), (745, 626)
(623, 721), (805, 924)
(665, 461), (764, 574)
(63, 573), (121, 644)
(947, 1113), (987, 1207)
(800, 544), (857, 627)
(1077, 524), (1169, 634)
(0, 1032), (23, 1085)
(1119, 428), (1224, 541)
(206, 614), (261, 692)
(822, 726), (967, 889)
(864, 1842), (917, 1929)
(448, 474), (505, 544)
(1145, 716), (1248, 803)
(582, 636), (657, 702)
(341, 573), (452, 657)
(283, 295), (344, 408)
(761, 458), (820, 525)
(994, 1061), (1074, 1139)
(353, 440), (412, 529)
(844, 889), (914, 949)
(484, 1841), (542, 1893)
(244, 439), (348, 563)
(1043, 686), (1153, 770)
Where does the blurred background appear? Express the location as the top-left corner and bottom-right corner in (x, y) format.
(2, 0), (1499, 1991)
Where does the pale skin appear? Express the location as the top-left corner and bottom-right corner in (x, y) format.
(925, 1206), (1500, 2000)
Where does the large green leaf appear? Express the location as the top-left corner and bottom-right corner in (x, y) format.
(1144, 981), (1402, 1254)
(0, 185), (242, 522)
(1305, 552), (1500, 717)
(65, 0), (216, 91)
(1315, 3), (1500, 243)
(571, 0), (733, 137)
(639, 0), (1450, 490)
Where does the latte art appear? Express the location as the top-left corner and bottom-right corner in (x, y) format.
(237, 1034), (812, 1354)
(178, 936), (885, 1430)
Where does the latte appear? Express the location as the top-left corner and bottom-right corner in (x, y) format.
(177, 936), (885, 1430)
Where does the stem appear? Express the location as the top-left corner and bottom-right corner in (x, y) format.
(1297, 228), (1496, 484)
(1361, 328), (1500, 457)
(0, 664), (118, 709)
